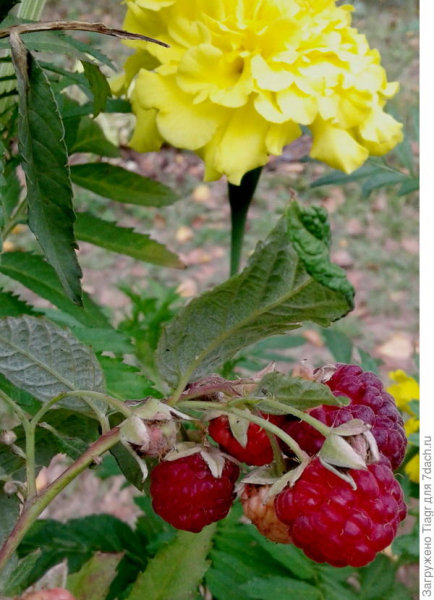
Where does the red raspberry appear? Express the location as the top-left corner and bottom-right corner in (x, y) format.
(208, 413), (286, 466)
(150, 452), (239, 532)
(241, 484), (292, 544)
(281, 364), (406, 469)
(274, 458), (406, 567)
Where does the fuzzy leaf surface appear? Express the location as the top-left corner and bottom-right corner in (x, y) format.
(0, 315), (105, 412)
(75, 212), (184, 269)
(253, 373), (348, 412)
(11, 38), (82, 304)
(98, 356), (160, 400)
(70, 163), (177, 207)
(157, 202), (354, 386)
(127, 525), (216, 600)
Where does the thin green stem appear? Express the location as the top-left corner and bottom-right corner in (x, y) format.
(70, 391), (133, 419)
(24, 391), (125, 501)
(0, 390), (28, 424)
(178, 400), (307, 463)
(168, 378), (190, 407)
(23, 421), (36, 499)
(255, 399), (331, 437)
(0, 426), (121, 574)
(30, 391), (132, 428)
(228, 167), (262, 276)
(250, 407), (285, 475)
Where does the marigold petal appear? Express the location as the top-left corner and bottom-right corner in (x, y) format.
(255, 91), (287, 123)
(215, 101), (269, 184)
(135, 71), (227, 150)
(358, 108), (403, 156)
(277, 86), (318, 125)
(310, 118), (368, 173)
(177, 44), (251, 107)
(336, 88), (372, 129)
(266, 121), (301, 155)
(251, 54), (295, 92)
(129, 104), (164, 152)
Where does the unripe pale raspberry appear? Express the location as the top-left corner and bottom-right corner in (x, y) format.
(150, 452), (239, 532)
(274, 458), (406, 568)
(22, 590), (76, 600)
(241, 484), (292, 544)
(208, 413), (286, 466)
(281, 364), (407, 469)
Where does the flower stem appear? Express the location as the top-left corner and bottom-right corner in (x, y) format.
(228, 167), (262, 276)
(0, 426), (121, 574)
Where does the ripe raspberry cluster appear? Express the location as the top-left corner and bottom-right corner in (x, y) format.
(148, 364), (407, 568)
(274, 457), (406, 567)
(281, 364), (407, 469)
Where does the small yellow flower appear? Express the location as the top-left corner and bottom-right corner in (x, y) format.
(404, 416), (419, 438)
(404, 453), (419, 484)
(388, 370), (419, 484)
(116, 0), (402, 184)
(387, 370), (419, 414)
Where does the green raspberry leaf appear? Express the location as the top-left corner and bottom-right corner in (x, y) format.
(127, 525), (216, 600)
(253, 373), (348, 413)
(0, 315), (105, 414)
(157, 201), (354, 387)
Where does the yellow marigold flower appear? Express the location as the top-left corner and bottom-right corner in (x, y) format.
(404, 453), (419, 484)
(387, 370), (419, 414)
(116, 0), (403, 184)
